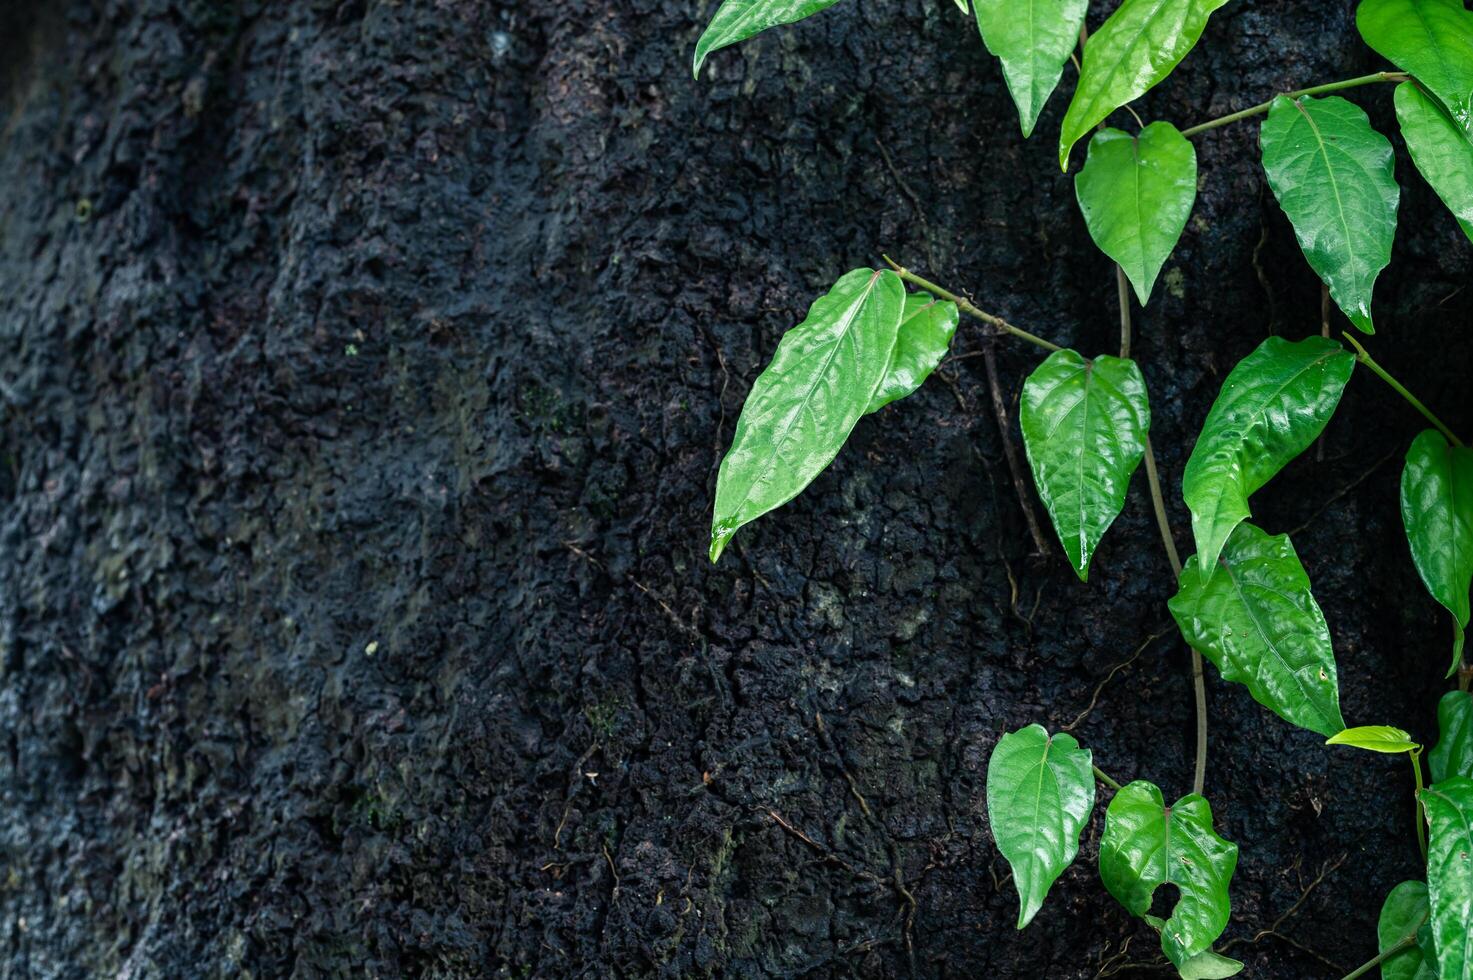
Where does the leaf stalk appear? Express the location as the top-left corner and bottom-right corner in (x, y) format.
(1342, 333), (1464, 447)
(881, 257), (1063, 353)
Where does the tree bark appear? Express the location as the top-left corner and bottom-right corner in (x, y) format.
(0, 0), (1465, 976)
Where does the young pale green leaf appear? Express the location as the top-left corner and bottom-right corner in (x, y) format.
(692, 0), (845, 78)
(985, 724), (1096, 929)
(1020, 350), (1151, 581)
(1396, 83), (1473, 244)
(1420, 777), (1473, 980)
(973, 0), (1089, 139)
(952, 0), (968, 12)
(1099, 781), (1238, 968)
(710, 268), (904, 562)
(1378, 881), (1438, 980)
(1259, 95), (1400, 334)
(1325, 725), (1420, 754)
(1169, 522), (1346, 737)
(1182, 336), (1355, 579)
(1358, 0), (1473, 136)
(1175, 950), (1245, 980)
(865, 292), (959, 414)
(1431, 691), (1473, 784)
(1075, 122), (1198, 305)
(1058, 0), (1232, 169)
(1402, 429), (1473, 676)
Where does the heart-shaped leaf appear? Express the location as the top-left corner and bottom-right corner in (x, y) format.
(865, 292), (959, 414)
(1420, 777), (1473, 980)
(1100, 781), (1238, 968)
(1058, 0), (1232, 169)
(974, 0), (1089, 138)
(1259, 95), (1400, 334)
(1326, 725), (1420, 754)
(1378, 880), (1439, 980)
(1358, 0), (1473, 136)
(986, 724), (1096, 928)
(1402, 429), (1473, 673)
(1169, 522), (1346, 737)
(693, 0), (845, 78)
(1020, 350), (1151, 581)
(710, 268), (905, 562)
(1396, 83), (1473, 244)
(1182, 336), (1356, 579)
(1431, 691), (1473, 784)
(1076, 122), (1198, 305)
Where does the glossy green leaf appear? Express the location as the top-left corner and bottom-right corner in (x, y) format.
(1058, 0), (1232, 169)
(1325, 725), (1419, 754)
(1378, 880), (1438, 980)
(865, 292), (959, 414)
(1420, 777), (1473, 980)
(1075, 122), (1198, 304)
(1396, 83), (1473, 244)
(1099, 781), (1238, 968)
(1402, 429), (1473, 675)
(710, 268), (904, 562)
(973, 0), (1089, 138)
(952, 0), (968, 12)
(1431, 691), (1473, 784)
(1020, 350), (1151, 581)
(986, 724), (1096, 928)
(1175, 950), (1245, 980)
(1358, 0), (1473, 136)
(1182, 336), (1356, 578)
(1169, 522), (1346, 737)
(692, 0), (845, 78)
(1259, 95), (1400, 334)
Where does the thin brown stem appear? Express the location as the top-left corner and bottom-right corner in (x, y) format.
(983, 345), (1052, 557)
(883, 257), (1062, 352)
(1118, 271), (1205, 796)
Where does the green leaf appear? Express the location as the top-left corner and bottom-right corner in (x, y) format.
(952, 0), (968, 12)
(985, 724), (1096, 929)
(1431, 691), (1473, 784)
(1075, 122), (1198, 304)
(1325, 725), (1420, 754)
(710, 268), (905, 562)
(973, 0), (1089, 139)
(1181, 336), (1356, 578)
(1420, 777), (1473, 980)
(865, 292), (959, 414)
(1395, 83), (1473, 244)
(1175, 950), (1245, 980)
(1402, 429), (1473, 676)
(1259, 95), (1400, 334)
(1169, 522), (1346, 737)
(1057, 0), (1232, 169)
(1020, 350), (1151, 581)
(693, 0), (845, 78)
(1379, 880), (1439, 980)
(1099, 781), (1238, 968)
(1358, 0), (1473, 136)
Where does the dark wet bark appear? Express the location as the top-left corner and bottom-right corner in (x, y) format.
(0, 0), (1468, 976)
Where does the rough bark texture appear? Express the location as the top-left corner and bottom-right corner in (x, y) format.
(0, 0), (1468, 977)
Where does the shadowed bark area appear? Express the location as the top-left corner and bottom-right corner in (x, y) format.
(0, 0), (1467, 976)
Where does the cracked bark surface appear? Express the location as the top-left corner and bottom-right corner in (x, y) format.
(0, 0), (1468, 976)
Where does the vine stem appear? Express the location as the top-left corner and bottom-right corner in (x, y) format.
(882, 257), (1062, 353)
(1342, 333), (1464, 447)
(1340, 933), (1419, 980)
(1411, 747), (1428, 863)
(1093, 765), (1123, 792)
(1119, 265), (1206, 796)
(1180, 71), (1410, 138)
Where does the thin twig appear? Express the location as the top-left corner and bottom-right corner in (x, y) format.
(983, 344), (1051, 557)
(1062, 630), (1169, 731)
